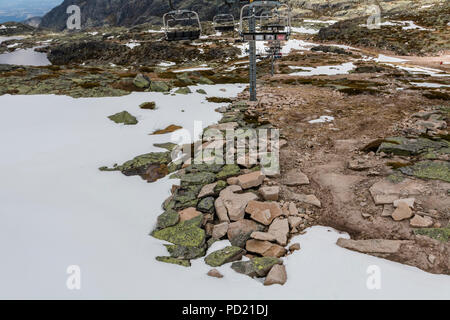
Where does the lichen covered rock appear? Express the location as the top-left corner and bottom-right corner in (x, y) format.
(156, 209), (179, 230)
(152, 219), (206, 247)
(204, 246), (246, 267)
(108, 110), (138, 125)
(231, 257), (282, 278)
(156, 256), (191, 267)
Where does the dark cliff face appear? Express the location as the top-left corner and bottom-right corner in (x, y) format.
(39, 0), (239, 30)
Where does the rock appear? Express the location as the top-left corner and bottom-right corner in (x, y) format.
(214, 198), (230, 223)
(212, 222), (229, 239)
(393, 198), (415, 208)
(216, 164), (241, 179)
(259, 186), (280, 201)
(246, 201), (283, 225)
(155, 256), (190, 267)
(400, 161), (450, 183)
(150, 81), (169, 92)
(377, 137), (448, 157)
(175, 87), (192, 95)
(428, 254), (436, 264)
(152, 219), (205, 247)
(268, 217), (289, 245)
(180, 172), (216, 185)
(227, 177), (239, 185)
(222, 190), (259, 221)
(236, 171), (265, 189)
(391, 202), (413, 221)
(369, 178), (426, 205)
(410, 215), (434, 228)
(207, 269), (223, 278)
(156, 209), (179, 229)
(347, 159), (372, 171)
(246, 239), (287, 257)
(204, 246), (246, 267)
(227, 219), (265, 248)
(208, 122), (239, 131)
(250, 231), (276, 242)
(288, 216), (302, 231)
(381, 205), (394, 217)
(414, 227), (450, 242)
(264, 264), (287, 286)
(282, 169), (309, 186)
(196, 89), (207, 94)
(139, 101), (156, 109)
(336, 238), (412, 254)
(288, 202), (298, 215)
(198, 182), (217, 198)
(289, 243), (300, 252)
(179, 207), (202, 222)
(197, 197), (215, 213)
(133, 73), (150, 88)
(165, 244), (206, 259)
(108, 110), (138, 125)
(290, 194), (321, 208)
(231, 257), (282, 278)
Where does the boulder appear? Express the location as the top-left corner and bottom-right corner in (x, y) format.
(289, 194), (321, 208)
(214, 198), (230, 223)
(156, 209), (179, 230)
(268, 217), (289, 245)
(175, 87), (192, 95)
(197, 197), (215, 213)
(393, 198), (415, 208)
(236, 171), (265, 189)
(282, 169), (310, 186)
(150, 81), (169, 92)
(198, 182), (217, 198)
(259, 186), (280, 201)
(227, 219), (265, 248)
(231, 257), (282, 278)
(152, 219), (205, 247)
(212, 222), (229, 239)
(410, 215), (434, 228)
(288, 202), (298, 215)
(155, 256), (190, 267)
(216, 164), (241, 179)
(220, 187), (259, 221)
(204, 246), (246, 267)
(399, 161), (450, 183)
(288, 216), (302, 231)
(180, 172), (216, 185)
(246, 201), (283, 225)
(336, 238), (412, 254)
(179, 207), (202, 222)
(250, 231), (276, 242)
(165, 244), (206, 259)
(264, 264), (287, 286)
(108, 110), (138, 125)
(245, 239), (287, 257)
(369, 178), (426, 205)
(288, 243), (301, 252)
(207, 269), (223, 278)
(133, 73), (150, 88)
(391, 202), (413, 221)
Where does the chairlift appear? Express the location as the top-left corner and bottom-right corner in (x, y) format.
(163, 1), (202, 41)
(213, 14), (236, 32)
(239, 1), (291, 41)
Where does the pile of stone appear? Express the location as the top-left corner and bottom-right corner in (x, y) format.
(150, 101), (305, 286)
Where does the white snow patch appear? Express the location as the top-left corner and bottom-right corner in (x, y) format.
(289, 62), (355, 76)
(308, 116), (335, 124)
(0, 47), (50, 66)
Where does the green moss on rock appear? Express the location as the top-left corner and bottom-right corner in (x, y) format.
(155, 256), (191, 267)
(180, 172), (216, 185)
(414, 227), (450, 242)
(152, 219), (206, 247)
(204, 246), (246, 267)
(400, 161), (450, 183)
(108, 110), (138, 125)
(216, 164), (240, 179)
(165, 244), (206, 259)
(231, 257), (281, 278)
(175, 87), (192, 95)
(156, 210), (179, 230)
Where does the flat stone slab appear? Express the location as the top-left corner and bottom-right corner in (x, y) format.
(337, 238), (413, 254)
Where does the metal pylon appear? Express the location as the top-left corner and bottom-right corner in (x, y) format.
(249, 7), (257, 102)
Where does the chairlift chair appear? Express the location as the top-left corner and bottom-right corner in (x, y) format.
(239, 1), (291, 41)
(163, 9), (202, 41)
(213, 14), (236, 32)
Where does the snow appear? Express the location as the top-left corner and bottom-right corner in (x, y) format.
(0, 47), (50, 66)
(289, 62), (355, 76)
(0, 36), (23, 44)
(309, 116), (335, 124)
(124, 41), (141, 49)
(303, 19), (337, 25)
(0, 83), (449, 299)
(158, 61), (176, 67)
(173, 64), (212, 73)
(359, 20), (430, 31)
(373, 54), (409, 63)
(410, 82), (450, 88)
(291, 26), (319, 35)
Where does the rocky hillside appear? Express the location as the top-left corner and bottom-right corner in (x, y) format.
(39, 0), (239, 30)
